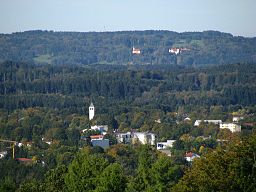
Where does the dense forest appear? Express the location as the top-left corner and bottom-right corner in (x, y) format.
(0, 59), (256, 191)
(0, 30), (256, 66)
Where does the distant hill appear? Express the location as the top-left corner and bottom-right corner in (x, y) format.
(0, 30), (256, 65)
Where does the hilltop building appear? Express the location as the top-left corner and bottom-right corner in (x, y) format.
(169, 47), (191, 55)
(169, 48), (180, 55)
(132, 47), (141, 55)
(89, 102), (95, 120)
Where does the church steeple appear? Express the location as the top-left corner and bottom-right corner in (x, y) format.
(89, 102), (95, 120)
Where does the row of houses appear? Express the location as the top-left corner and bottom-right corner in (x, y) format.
(194, 118), (242, 133)
(82, 125), (157, 149)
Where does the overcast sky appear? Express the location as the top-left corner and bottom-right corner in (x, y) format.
(0, 0), (255, 37)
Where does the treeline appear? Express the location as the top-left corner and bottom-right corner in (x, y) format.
(1, 61), (256, 113)
(0, 30), (256, 65)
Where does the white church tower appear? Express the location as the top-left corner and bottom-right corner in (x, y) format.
(89, 102), (95, 120)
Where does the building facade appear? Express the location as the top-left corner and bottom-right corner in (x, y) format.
(219, 123), (241, 133)
(194, 120), (222, 126)
(157, 140), (176, 150)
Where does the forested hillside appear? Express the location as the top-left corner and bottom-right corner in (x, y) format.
(0, 30), (256, 65)
(1, 61), (256, 141)
(1, 60), (256, 191)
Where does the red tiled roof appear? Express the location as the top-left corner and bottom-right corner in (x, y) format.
(185, 152), (194, 158)
(16, 158), (32, 162)
(90, 135), (104, 139)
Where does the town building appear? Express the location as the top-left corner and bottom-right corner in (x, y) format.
(116, 132), (133, 144)
(219, 123), (241, 133)
(0, 151), (7, 159)
(89, 102), (95, 120)
(232, 116), (244, 122)
(194, 120), (222, 126)
(115, 132), (156, 145)
(132, 132), (156, 145)
(157, 140), (176, 150)
(89, 135), (109, 149)
(91, 139), (109, 149)
(184, 117), (191, 122)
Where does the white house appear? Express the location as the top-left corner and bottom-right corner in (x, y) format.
(116, 132), (132, 144)
(219, 123), (241, 133)
(133, 132), (156, 145)
(194, 120), (222, 126)
(157, 140), (176, 150)
(89, 102), (95, 120)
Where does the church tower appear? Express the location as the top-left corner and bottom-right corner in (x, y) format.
(89, 102), (95, 120)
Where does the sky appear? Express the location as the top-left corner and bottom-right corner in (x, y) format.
(0, 0), (256, 37)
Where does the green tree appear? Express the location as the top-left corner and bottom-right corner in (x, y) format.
(149, 156), (182, 191)
(17, 180), (41, 192)
(65, 151), (109, 192)
(172, 133), (256, 191)
(95, 163), (127, 192)
(0, 177), (16, 192)
(43, 165), (68, 192)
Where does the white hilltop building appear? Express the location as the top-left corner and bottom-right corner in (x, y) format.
(89, 102), (95, 120)
(132, 47), (141, 55)
(169, 48), (180, 55)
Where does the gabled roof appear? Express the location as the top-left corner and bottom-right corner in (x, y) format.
(90, 102), (94, 107)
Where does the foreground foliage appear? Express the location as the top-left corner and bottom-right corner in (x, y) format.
(172, 134), (256, 192)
